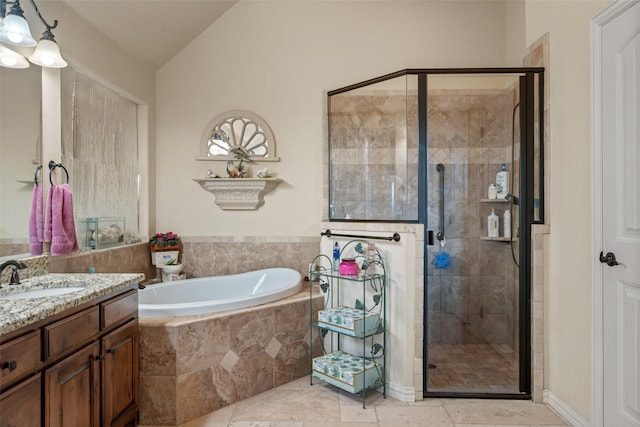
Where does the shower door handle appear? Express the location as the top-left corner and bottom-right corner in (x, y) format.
(427, 230), (435, 246)
(599, 251), (619, 267)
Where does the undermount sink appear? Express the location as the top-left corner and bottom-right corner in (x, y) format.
(0, 287), (86, 301)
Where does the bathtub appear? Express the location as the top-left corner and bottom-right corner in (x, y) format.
(138, 270), (323, 425)
(138, 267), (302, 317)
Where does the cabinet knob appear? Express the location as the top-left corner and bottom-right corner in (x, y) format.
(95, 354), (105, 362)
(1, 360), (17, 371)
(107, 348), (116, 356)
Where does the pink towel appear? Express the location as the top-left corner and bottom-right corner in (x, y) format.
(44, 184), (79, 256)
(29, 183), (43, 255)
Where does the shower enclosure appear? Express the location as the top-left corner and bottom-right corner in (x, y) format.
(327, 68), (544, 398)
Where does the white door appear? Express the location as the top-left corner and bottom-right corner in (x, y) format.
(594, 1), (640, 427)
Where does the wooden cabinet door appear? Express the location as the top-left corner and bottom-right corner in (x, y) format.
(45, 341), (100, 427)
(102, 320), (139, 427)
(0, 374), (41, 427)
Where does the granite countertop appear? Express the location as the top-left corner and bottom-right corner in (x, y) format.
(0, 273), (144, 336)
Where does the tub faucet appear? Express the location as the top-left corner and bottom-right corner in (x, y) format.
(0, 260), (27, 287)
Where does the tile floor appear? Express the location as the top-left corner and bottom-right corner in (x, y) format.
(139, 377), (569, 427)
(427, 343), (519, 392)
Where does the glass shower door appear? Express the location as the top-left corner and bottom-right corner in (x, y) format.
(425, 74), (522, 395)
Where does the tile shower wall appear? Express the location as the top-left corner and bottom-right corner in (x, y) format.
(426, 88), (520, 348)
(329, 91), (419, 221)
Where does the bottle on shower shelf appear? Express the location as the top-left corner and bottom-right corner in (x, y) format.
(503, 209), (511, 239)
(488, 184), (497, 200)
(496, 163), (509, 199)
(488, 208), (499, 238)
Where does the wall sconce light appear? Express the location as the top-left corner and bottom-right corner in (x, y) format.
(0, 0), (66, 69)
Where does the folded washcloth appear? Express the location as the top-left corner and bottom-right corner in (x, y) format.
(44, 183), (79, 256)
(29, 183), (43, 255)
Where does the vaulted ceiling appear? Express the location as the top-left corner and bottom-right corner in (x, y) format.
(61, 0), (237, 70)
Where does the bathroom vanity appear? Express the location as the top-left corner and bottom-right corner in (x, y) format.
(0, 273), (143, 427)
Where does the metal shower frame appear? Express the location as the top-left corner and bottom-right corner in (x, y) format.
(327, 67), (545, 399)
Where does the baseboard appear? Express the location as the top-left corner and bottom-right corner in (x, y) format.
(544, 390), (591, 427)
(387, 382), (415, 402)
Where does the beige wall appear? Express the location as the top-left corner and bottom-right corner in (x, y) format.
(524, 0), (609, 421)
(155, 1), (508, 237)
(504, 0), (527, 65)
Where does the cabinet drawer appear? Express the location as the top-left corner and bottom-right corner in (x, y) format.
(101, 290), (138, 330)
(0, 330), (41, 388)
(45, 306), (99, 360)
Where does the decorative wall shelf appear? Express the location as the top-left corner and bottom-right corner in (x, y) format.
(193, 178), (282, 210)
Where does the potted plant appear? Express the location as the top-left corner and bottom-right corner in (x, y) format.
(149, 231), (181, 252)
(159, 258), (183, 275)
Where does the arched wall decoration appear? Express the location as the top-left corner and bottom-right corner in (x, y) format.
(198, 110), (280, 161)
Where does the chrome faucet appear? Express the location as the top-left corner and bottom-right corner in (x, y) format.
(0, 260), (27, 287)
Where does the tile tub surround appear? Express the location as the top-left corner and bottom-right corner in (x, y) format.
(0, 241), (30, 257)
(0, 272), (144, 335)
(180, 237), (320, 279)
(48, 242), (156, 282)
(139, 287), (324, 426)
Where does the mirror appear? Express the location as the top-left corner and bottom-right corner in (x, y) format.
(0, 65), (141, 260)
(0, 66), (42, 258)
(60, 67), (140, 248)
(198, 110), (279, 161)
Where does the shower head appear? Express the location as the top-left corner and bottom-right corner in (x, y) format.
(505, 194), (519, 205)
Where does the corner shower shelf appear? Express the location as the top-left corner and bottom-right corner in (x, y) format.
(309, 240), (386, 409)
(480, 236), (518, 242)
(480, 199), (510, 203)
(193, 177), (282, 210)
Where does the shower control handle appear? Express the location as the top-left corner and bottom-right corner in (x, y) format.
(599, 251), (619, 267)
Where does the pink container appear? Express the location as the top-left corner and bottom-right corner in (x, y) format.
(339, 258), (359, 275)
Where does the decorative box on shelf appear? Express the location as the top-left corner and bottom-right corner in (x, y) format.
(82, 217), (125, 250)
(312, 351), (381, 394)
(151, 251), (180, 266)
(318, 306), (380, 338)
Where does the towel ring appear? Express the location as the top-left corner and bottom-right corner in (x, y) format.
(48, 161), (69, 185)
(34, 165), (43, 185)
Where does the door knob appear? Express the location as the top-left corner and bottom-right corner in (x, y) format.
(599, 251), (619, 267)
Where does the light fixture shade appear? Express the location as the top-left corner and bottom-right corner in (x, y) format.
(0, 13), (37, 47)
(0, 45), (29, 68)
(28, 39), (67, 68)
